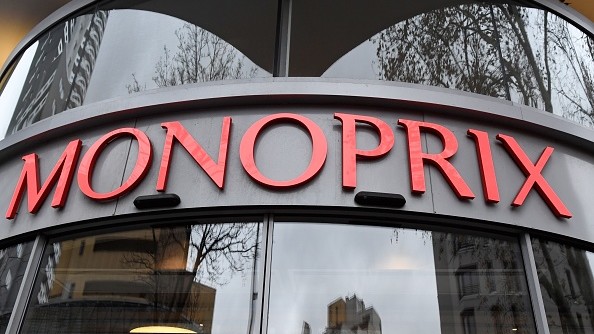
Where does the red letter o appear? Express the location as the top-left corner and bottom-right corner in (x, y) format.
(240, 113), (327, 187)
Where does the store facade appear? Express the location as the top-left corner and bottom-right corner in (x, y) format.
(0, 0), (594, 333)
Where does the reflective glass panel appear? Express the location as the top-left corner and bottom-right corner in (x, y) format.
(21, 223), (261, 334)
(0, 0), (276, 138)
(290, 0), (594, 128)
(268, 223), (536, 334)
(531, 238), (594, 334)
(0, 241), (34, 333)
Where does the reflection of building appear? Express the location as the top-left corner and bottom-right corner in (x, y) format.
(7, 10), (109, 134)
(324, 295), (381, 334)
(432, 234), (528, 334)
(0, 243), (33, 329)
(302, 321), (311, 334)
(533, 241), (594, 334)
(26, 229), (216, 333)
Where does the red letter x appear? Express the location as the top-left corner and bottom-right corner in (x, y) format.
(497, 134), (572, 218)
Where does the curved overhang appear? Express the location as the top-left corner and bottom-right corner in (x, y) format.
(1, 0), (594, 77)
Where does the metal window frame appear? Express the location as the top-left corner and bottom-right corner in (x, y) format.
(3, 209), (594, 333)
(6, 235), (47, 334)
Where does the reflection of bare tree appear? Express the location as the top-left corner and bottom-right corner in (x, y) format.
(532, 239), (594, 333)
(548, 22), (594, 126)
(123, 223), (259, 328)
(127, 24), (257, 93)
(375, 6), (506, 98)
(374, 4), (594, 127)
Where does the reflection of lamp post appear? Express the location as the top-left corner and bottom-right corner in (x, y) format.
(130, 325), (197, 333)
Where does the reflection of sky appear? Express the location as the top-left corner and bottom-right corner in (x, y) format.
(85, 10), (267, 104)
(184, 224), (260, 334)
(0, 42), (37, 140)
(85, 10), (181, 103)
(322, 40), (377, 80)
(268, 223), (440, 334)
(210, 271), (254, 334)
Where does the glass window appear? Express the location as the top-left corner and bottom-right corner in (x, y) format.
(268, 223), (536, 334)
(0, 241), (34, 332)
(0, 0), (277, 138)
(289, 0), (594, 128)
(21, 222), (262, 334)
(531, 238), (594, 334)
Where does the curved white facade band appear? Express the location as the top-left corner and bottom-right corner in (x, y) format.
(0, 1), (593, 334)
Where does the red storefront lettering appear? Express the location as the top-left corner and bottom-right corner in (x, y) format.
(4, 114), (572, 220)
(78, 128), (152, 201)
(6, 140), (82, 219)
(497, 134), (572, 218)
(240, 113), (327, 187)
(398, 119), (475, 199)
(157, 119), (231, 191)
(468, 129), (500, 203)
(334, 113), (394, 189)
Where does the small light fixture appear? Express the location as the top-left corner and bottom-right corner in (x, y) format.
(133, 193), (181, 209)
(130, 326), (197, 333)
(355, 191), (406, 208)
(512, 329), (518, 331)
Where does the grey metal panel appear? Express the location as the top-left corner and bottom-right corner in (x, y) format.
(0, 80), (591, 244)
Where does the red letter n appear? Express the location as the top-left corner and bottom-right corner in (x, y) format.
(6, 139), (82, 219)
(157, 119), (231, 191)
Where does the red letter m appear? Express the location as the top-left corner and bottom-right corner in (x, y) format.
(6, 140), (82, 219)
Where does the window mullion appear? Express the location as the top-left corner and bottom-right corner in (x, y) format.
(520, 233), (550, 334)
(6, 235), (47, 334)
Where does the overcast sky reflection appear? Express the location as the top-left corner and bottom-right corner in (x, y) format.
(268, 223), (441, 334)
